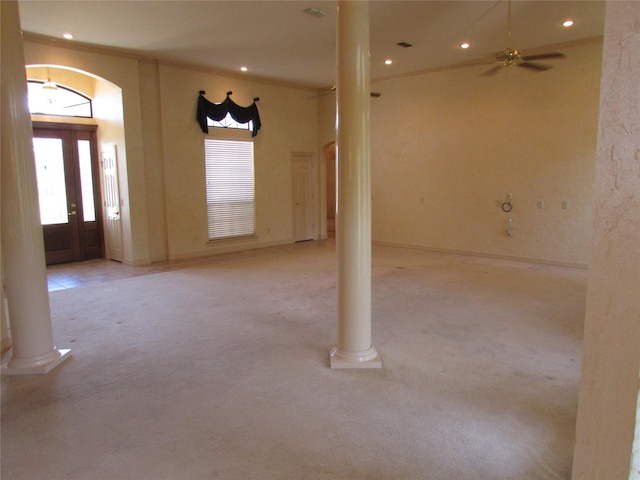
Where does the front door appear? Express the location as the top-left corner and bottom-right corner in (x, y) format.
(32, 123), (104, 265)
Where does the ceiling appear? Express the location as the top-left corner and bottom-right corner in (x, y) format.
(18, 1), (605, 89)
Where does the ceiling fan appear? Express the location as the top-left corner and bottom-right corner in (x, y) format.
(482, 0), (565, 76)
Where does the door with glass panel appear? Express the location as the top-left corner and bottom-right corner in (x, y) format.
(32, 123), (104, 265)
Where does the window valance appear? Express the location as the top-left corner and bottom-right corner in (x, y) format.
(196, 90), (261, 137)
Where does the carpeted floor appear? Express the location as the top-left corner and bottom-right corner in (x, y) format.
(1, 241), (586, 479)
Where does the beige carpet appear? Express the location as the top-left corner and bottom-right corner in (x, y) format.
(1, 241), (586, 479)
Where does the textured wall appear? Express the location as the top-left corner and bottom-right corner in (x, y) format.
(24, 40), (152, 265)
(23, 40), (320, 263)
(157, 64), (319, 259)
(572, 2), (640, 478)
(364, 39), (602, 266)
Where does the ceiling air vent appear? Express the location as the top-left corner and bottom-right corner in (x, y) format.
(303, 7), (328, 17)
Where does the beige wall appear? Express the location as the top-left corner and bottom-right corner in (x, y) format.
(138, 61), (168, 262)
(23, 39), (320, 263)
(156, 64), (319, 259)
(361, 38), (602, 266)
(24, 35), (602, 267)
(24, 41), (152, 265)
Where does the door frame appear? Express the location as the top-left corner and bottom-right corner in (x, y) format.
(291, 152), (318, 242)
(32, 121), (105, 264)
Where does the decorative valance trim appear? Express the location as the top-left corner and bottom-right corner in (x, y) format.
(196, 90), (261, 137)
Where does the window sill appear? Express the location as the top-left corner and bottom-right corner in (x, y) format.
(207, 235), (258, 246)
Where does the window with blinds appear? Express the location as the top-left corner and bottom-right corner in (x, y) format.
(204, 138), (255, 240)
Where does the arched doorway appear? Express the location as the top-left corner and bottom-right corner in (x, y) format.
(26, 65), (125, 264)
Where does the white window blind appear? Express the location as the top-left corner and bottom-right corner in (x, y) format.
(204, 138), (255, 240)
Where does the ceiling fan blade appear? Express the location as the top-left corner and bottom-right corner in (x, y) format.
(481, 65), (504, 77)
(522, 52), (565, 61)
(518, 62), (552, 72)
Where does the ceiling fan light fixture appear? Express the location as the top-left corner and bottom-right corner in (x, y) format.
(483, 0), (566, 76)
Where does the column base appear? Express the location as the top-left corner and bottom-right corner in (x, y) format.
(2, 348), (71, 375)
(329, 345), (382, 369)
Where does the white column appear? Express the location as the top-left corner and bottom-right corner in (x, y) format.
(571, 1), (640, 478)
(1, 0), (71, 374)
(330, 0), (381, 369)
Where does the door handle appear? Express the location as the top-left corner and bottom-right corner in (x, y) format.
(68, 211), (77, 216)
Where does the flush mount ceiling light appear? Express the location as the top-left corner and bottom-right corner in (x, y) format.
(303, 7), (327, 17)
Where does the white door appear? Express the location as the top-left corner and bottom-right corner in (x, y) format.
(292, 153), (315, 242)
(101, 146), (124, 262)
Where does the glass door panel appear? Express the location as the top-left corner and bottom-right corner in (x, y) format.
(33, 137), (69, 225)
(77, 139), (96, 222)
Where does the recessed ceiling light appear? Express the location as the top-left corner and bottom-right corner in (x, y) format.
(240, 66), (248, 72)
(562, 19), (574, 27)
(384, 59), (393, 65)
(459, 42), (470, 49)
(397, 41), (413, 48)
(62, 33), (74, 39)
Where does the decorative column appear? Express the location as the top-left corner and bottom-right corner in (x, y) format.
(1, 0), (71, 374)
(330, 0), (381, 369)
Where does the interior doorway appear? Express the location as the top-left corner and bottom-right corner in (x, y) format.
(292, 152), (316, 242)
(32, 122), (104, 265)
